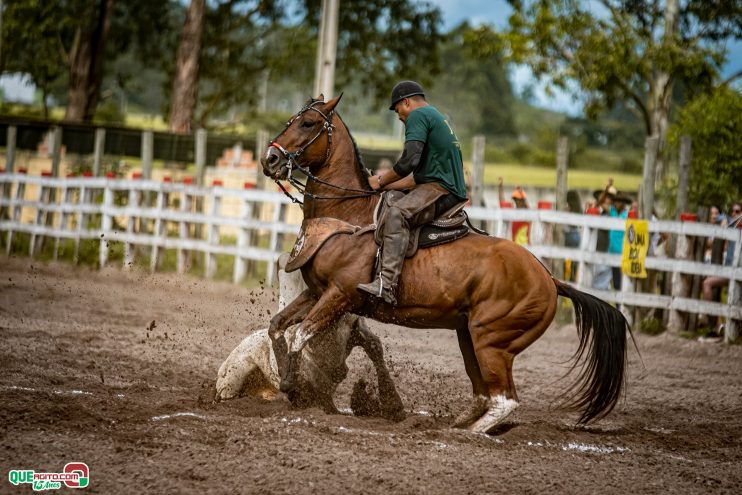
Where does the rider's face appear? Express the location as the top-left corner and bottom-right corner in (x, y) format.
(394, 99), (411, 123)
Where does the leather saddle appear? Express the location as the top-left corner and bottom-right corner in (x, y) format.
(372, 190), (470, 258)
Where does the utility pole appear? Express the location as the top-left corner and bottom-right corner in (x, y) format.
(313, 0), (339, 98)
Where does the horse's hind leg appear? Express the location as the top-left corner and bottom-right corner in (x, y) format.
(467, 344), (519, 433)
(452, 326), (490, 428)
(347, 317), (405, 421)
(467, 311), (554, 433)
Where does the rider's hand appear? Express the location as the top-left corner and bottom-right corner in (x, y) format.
(369, 174), (383, 191)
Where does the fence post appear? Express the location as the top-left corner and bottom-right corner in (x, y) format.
(677, 137), (691, 217)
(234, 185), (254, 284)
(6, 125), (16, 173)
(267, 200), (287, 284)
(668, 213), (697, 334)
(54, 178), (75, 260)
(575, 208), (600, 289)
(725, 227), (742, 343)
(50, 127), (63, 178)
(177, 180), (194, 273)
(1, 126), (17, 220)
(123, 182), (141, 269)
(93, 128), (106, 176)
(29, 174), (52, 257)
(141, 130), (154, 180)
(150, 188), (166, 273)
(5, 171), (26, 255)
(639, 136), (659, 220)
(248, 130), (269, 277)
(74, 178), (93, 264)
(99, 185), (113, 268)
(195, 129), (207, 186)
(204, 183), (222, 279)
(554, 136), (569, 279)
(471, 135), (485, 208)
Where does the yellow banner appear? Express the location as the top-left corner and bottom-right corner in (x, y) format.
(621, 219), (649, 278)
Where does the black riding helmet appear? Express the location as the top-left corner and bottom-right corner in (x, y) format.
(389, 80), (425, 110)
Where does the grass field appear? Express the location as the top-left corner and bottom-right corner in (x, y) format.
(478, 162), (642, 191)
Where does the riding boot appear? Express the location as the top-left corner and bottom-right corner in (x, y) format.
(357, 207), (409, 305)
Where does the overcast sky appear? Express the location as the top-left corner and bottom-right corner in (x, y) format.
(431, 0), (742, 114)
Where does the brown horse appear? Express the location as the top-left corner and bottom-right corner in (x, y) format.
(261, 94), (632, 432)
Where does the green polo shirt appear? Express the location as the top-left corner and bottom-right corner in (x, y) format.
(402, 105), (467, 200)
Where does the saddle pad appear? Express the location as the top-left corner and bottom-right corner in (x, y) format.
(406, 224), (470, 257)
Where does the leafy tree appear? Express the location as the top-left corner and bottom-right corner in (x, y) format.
(1, 0), (176, 122)
(303, 0), (442, 102)
(0, 1), (68, 118)
(504, 0), (742, 176)
(165, 0), (442, 130)
(428, 23), (517, 137)
(668, 87), (742, 209)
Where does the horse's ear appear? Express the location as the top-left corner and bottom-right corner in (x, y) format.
(324, 92), (343, 112)
(315, 93), (325, 102)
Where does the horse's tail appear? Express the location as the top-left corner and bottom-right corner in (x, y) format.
(554, 279), (633, 424)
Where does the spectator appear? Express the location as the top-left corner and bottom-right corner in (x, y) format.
(497, 177), (529, 209)
(607, 190), (632, 291)
(700, 201), (742, 332)
(591, 182), (616, 290)
(593, 179), (630, 290)
(498, 177), (530, 245)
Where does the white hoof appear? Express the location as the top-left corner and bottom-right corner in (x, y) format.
(468, 395), (519, 433)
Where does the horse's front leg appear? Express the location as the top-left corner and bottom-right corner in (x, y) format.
(268, 289), (316, 380)
(281, 286), (351, 393)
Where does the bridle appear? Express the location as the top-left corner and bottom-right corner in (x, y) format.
(268, 100), (379, 207)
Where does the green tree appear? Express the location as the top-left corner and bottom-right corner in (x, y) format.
(428, 23), (517, 137)
(504, 0), (741, 176)
(669, 87), (742, 209)
(0, 1), (68, 118)
(1, 0), (175, 122)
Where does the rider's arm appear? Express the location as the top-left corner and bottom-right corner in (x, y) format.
(384, 174), (416, 191)
(369, 140), (424, 191)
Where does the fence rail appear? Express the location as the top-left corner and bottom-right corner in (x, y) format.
(1, 173), (740, 342)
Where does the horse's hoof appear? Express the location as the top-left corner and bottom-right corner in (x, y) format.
(452, 395), (491, 429)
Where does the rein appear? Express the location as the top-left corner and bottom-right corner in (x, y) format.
(269, 100), (379, 206)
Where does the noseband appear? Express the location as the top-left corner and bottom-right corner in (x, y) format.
(269, 101), (378, 206)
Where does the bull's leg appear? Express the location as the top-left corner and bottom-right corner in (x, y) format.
(281, 287), (351, 393)
(347, 317), (406, 421)
(268, 289), (316, 380)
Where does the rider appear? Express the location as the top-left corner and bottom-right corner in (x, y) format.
(357, 81), (468, 305)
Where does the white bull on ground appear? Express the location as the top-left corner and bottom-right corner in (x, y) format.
(215, 254), (405, 420)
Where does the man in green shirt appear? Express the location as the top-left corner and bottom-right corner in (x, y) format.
(357, 81), (468, 305)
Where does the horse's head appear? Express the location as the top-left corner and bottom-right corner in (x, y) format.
(261, 94), (343, 180)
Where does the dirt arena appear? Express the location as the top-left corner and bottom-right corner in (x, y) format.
(1, 257), (741, 494)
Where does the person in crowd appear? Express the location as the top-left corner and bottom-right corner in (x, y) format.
(700, 201), (741, 332)
(592, 182), (615, 290)
(497, 177), (530, 245)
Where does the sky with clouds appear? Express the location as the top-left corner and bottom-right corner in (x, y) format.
(430, 0), (742, 114)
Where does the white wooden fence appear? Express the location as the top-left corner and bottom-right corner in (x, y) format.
(0, 173), (300, 284)
(1, 173), (740, 342)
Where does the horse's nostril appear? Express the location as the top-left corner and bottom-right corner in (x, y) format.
(267, 153), (279, 166)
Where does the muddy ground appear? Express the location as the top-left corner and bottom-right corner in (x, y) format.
(1, 257), (741, 494)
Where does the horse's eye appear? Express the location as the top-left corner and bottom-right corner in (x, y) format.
(302, 121), (316, 128)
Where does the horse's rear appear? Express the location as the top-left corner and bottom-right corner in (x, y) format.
(314, 230), (628, 432)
